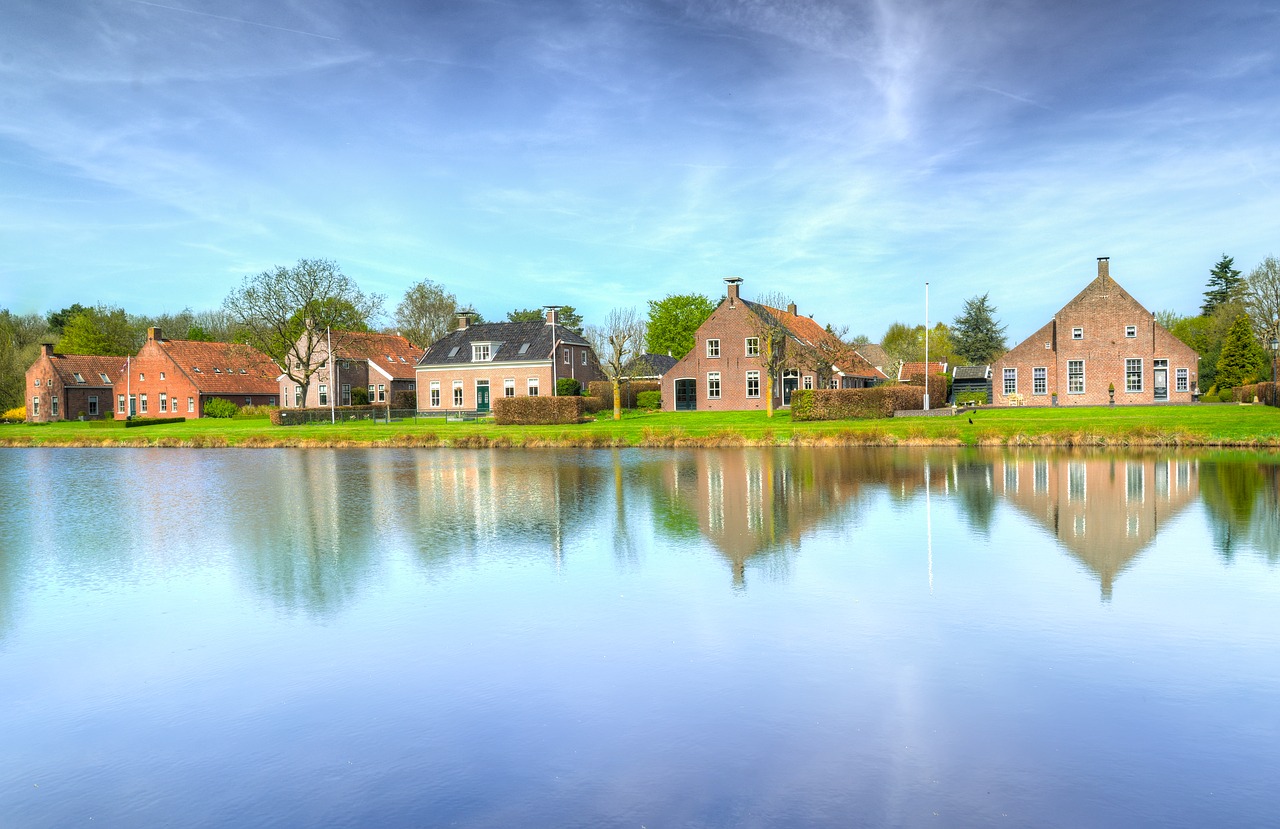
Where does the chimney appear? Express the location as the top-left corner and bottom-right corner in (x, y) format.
(1097, 256), (1110, 279)
(148, 326), (161, 341)
(787, 302), (797, 316)
(42, 343), (54, 357)
(544, 305), (560, 326)
(724, 277), (743, 307)
(456, 310), (472, 330)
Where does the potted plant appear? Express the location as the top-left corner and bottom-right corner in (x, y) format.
(1108, 382), (1115, 405)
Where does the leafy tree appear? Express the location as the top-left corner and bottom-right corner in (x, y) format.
(1202, 254), (1244, 317)
(394, 279), (457, 348)
(507, 305), (584, 333)
(881, 321), (920, 377)
(222, 258), (384, 406)
(45, 303), (89, 336)
(645, 293), (716, 359)
(1215, 315), (1269, 389)
(56, 305), (140, 355)
(1242, 255), (1280, 346)
(0, 309), (50, 411)
(351, 385), (369, 405)
(584, 308), (647, 421)
(951, 293), (1007, 365)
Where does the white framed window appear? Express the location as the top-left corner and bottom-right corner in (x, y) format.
(294, 386), (302, 407)
(745, 370), (760, 398)
(159, 372), (165, 380)
(1067, 360), (1084, 394)
(429, 381), (441, 407)
(707, 371), (721, 399)
(1072, 327), (1083, 340)
(318, 385), (327, 406)
(188, 397), (194, 413)
(581, 351), (587, 365)
(472, 343), (490, 362)
(527, 378), (539, 396)
(73, 372), (85, 383)
(745, 337), (760, 357)
(1003, 367), (1017, 396)
(52, 396), (59, 416)
(829, 378), (839, 388)
(504, 378), (515, 397)
(1176, 368), (1188, 392)
(32, 397), (39, 416)
(160, 393), (167, 412)
(341, 384), (350, 405)
(706, 339), (720, 358)
(378, 384), (386, 402)
(803, 376), (813, 390)
(138, 394), (146, 413)
(563, 347), (571, 364)
(34, 379), (40, 387)
(1126, 358), (1142, 392)
(452, 380), (463, 407)
(1033, 366), (1047, 395)
(118, 394), (125, 414)
(368, 384), (375, 400)
(1125, 325), (1137, 338)
(139, 372), (145, 381)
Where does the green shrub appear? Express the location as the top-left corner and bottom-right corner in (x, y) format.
(790, 385), (926, 421)
(237, 404), (277, 418)
(636, 390), (661, 409)
(203, 398), (239, 418)
(1218, 388), (1236, 402)
(556, 378), (582, 397)
(954, 391), (987, 406)
(124, 417), (185, 429)
(587, 380), (660, 408)
(351, 386), (369, 405)
(493, 395), (585, 425)
(394, 390), (416, 409)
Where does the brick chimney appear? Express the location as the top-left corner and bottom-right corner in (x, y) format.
(456, 311), (472, 330)
(42, 343), (54, 357)
(787, 302), (797, 316)
(724, 277), (743, 307)
(148, 326), (161, 341)
(544, 305), (560, 326)
(1097, 257), (1110, 279)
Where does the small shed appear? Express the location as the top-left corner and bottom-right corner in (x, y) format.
(952, 365), (992, 404)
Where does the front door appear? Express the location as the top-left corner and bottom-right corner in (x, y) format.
(1154, 368), (1168, 401)
(129, 395), (136, 417)
(675, 379), (696, 411)
(782, 370), (799, 405)
(476, 382), (490, 412)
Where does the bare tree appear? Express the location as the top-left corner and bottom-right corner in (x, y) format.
(750, 291), (794, 418)
(1243, 255), (1280, 344)
(395, 279), (458, 348)
(223, 258), (383, 406)
(585, 308), (647, 421)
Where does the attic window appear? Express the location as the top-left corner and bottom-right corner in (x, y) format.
(399, 356), (407, 363)
(518, 343), (530, 355)
(472, 343), (491, 362)
(214, 368), (222, 373)
(99, 373), (111, 383)
(239, 369), (247, 374)
(193, 367), (202, 373)
(387, 354), (394, 361)
(448, 346), (461, 358)
(73, 372), (86, 383)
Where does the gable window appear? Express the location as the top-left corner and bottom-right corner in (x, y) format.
(504, 378), (515, 397)
(160, 393), (167, 412)
(1125, 325), (1137, 338)
(318, 385), (328, 406)
(159, 372), (165, 380)
(1067, 360), (1084, 394)
(1003, 368), (1017, 396)
(34, 379), (40, 387)
(706, 339), (720, 358)
(527, 378), (539, 396)
(139, 372), (145, 381)
(453, 381), (464, 407)
(188, 397), (195, 413)
(1125, 358), (1142, 392)
(472, 343), (491, 362)
(1033, 366), (1047, 395)
(1176, 368), (1189, 392)
(1072, 327), (1083, 340)
(707, 371), (721, 399)
(745, 370), (760, 398)
(745, 337), (760, 357)
(430, 381), (441, 407)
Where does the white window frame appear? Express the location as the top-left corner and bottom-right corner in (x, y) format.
(745, 337), (760, 357)
(803, 376), (813, 390)
(160, 393), (167, 412)
(429, 381), (441, 407)
(563, 347), (571, 365)
(32, 397), (39, 416)
(188, 397), (194, 413)
(137, 394), (145, 414)
(1072, 327), (1083, 340)
(452, 380), (464, 407)
(504, 378), (515, 398)
(706, 339), (720, 358)
(118, 394), (125, 414)
(1067, 360), (1084, 394)
(472, 343), (491, 362)
(745, 370), (760, 398)
(378, 383), (386, 402)
(1125, 325), (1137, 338)
(318, 385), (327, 406)
(581, 351), (587, 366)
(1125, 358), (1143, 393)
(527, 378), (539, 397)
(1032, 366), (1047, 395)
(707, 371), (721, 399)
(1175, 368), (1189, 392)
(1003, 367), (1017, 396)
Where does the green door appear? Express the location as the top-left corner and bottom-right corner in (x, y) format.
(476, 383), (490, 412)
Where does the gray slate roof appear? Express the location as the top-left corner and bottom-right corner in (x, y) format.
(417, 321), (590, 366)
(625, 353), (678, 377)
(953, 365), (991, 380)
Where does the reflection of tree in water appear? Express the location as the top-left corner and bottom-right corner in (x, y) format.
(952, 457), (997, 535)
(0, 454), (29, 641)
(1201, 461), (1280, 563)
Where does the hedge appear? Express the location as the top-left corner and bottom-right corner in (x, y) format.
(202, 398), (239, 418)
(587, 380), (661, 409)
(493, 395), (584, 425)
(902, 373), (949, 405)
(556, 378), (582, 397)
(271, 405), (386, 426)
(1233, 382), (1278, 405)
(124, 417), (186, 429)
(790, 385), (927, 421)
(636, 390), (661, 409)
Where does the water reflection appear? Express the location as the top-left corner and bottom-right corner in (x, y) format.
(1200, 460), (1280, 563)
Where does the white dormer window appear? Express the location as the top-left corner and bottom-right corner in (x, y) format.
(1125, 325), (1137, 338)
(1072, 327), (1083, 340)
(472, 343), (492, 362)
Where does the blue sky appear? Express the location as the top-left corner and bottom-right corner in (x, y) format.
(3, 0), (1278, 342)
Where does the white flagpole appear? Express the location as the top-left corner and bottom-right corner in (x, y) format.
(924, 282), (931, 411)
(328, 325), (335, 424)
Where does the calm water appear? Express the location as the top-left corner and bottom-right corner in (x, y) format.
(1, 447), (1277, 828)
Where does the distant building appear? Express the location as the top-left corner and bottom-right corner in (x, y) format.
(415, 307), (604, 413)
(118, 328), (281, 418)
(992, 258), (1199, 406)
(951, 365), (992, 404)
(897, 361), (948, 382)
(25, 345), (121, 422)
(279, 328), (423, 408)
(624, 353), (678, 380)
(852, 343), (889, 376)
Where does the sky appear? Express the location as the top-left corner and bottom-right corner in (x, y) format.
(2, 0), (1279, 343)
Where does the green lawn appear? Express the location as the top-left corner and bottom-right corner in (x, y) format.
(3, 404), (1279, 448)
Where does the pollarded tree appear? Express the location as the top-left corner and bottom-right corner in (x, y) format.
(1202, 254), (1244, 317)
(1215, 315), (1269, 389)
(223, 258), (383, 407)
(646, 293), (716, 359)
(584, 308), (647, 421)
(951, 293), (1007, 365)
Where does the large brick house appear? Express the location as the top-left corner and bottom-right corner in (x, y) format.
(25, 345), (122, 421)
(116, 328), (282, 418)
(279, 329), (423, 408)
(662, 278), (886, 412)
(992, 258), (1199, 406)
(415, 308), (603, 413)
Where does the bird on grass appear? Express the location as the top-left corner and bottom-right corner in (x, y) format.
(968, 417), (973, 424)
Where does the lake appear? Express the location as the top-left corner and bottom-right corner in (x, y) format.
(1, 447), (1277, 827)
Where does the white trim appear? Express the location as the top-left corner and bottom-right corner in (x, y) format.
(417, 360), (552, 374)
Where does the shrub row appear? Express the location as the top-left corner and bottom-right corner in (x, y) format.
(790, 385), (927, 421)
(271, 405), (385, 426)
(1233, 382), (1278, 405)
(203, 398), (239, 419)
(493, 395), (584, 425)
(124, 417), (186, 429)
(902, 373), (949, 405)
(586, 380), (661, 409)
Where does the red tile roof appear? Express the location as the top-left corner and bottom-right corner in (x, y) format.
(158, 339), (282, 394)
(45, 354), (124, 387)
(898, 361), (948, 381)
(756, 304), (889, 380)
(331, 331), (423, 381)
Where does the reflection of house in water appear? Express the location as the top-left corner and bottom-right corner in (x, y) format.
(995, 454), (1199, 599)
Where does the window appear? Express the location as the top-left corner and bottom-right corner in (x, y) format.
(51, 396), (59, 416)
(139, 373), (145, 381)
(563, 348), (571, 364)
(341, 384), (350, 406)
(430, 381), (441, 407)
(803, 376), (813, 390)
(707, 371), (721, 399)
(368, 384), (374, 401)
(294, 386), (302, 407)
(504, 378), (515, 397)
(214, 368), (221, 374)
(87, 397), (96, 416)
(472, 343), (491, 362)
(138, 394), (146, 413)
(1003, 368), (1017, 396)
(269, 397), (276, 406)
(745, 337), (760, 357)
(528, 378), (539, 396)
(318, 385), (328, 406)
(118, 394), (125, 414)
(32, 397), (38, 416)
(1125, 325), (1137, 338)
(34, 379), (40, 387)
(1067, 360), (1084, 394)
(830, 378), (839, 389)
(244, 397), (251, 405)
(581, 351), (587, 366)
(160, 393), (167, 412)
(453, 381), (464, 407)
(188, 397), (194, 413)
(73, 372), (85, 383)
(377, 384), (386, 402)
(99, 372), (110, 384)
(448, 346), (460, 358)
(706, 339), (720, 358)
(159, 372), (165, 380)
(746, 370), (760, 398)
(193, 367), (201, 373)
(1176, 368), (1189, 392)
(518, 343), (530, 355)
(1126, 358), (1142, 392)
(1071, 327), (1083, 340)
(1033, 366), (1047, 395)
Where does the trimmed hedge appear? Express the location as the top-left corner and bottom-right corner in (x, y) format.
(124, 417), (186, 429)
(202, 398), (239, 418)
(902, 373), (949, 405)
(271, 405), (385, 426)
(493, 395), (584, 425)
(587, 380), (660, 409)
(556, 378), (582, 397)
(1234, 382), (1278, 405)
(636, 390), (661, 409)
(790, 385), (927, 421)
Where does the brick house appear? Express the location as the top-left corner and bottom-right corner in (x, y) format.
(415, 308), (604, 413)
(991, 258), (1199, 406)
(278, 329), (423, 409)
(115, 328), (282, 418)
(662, 278), (887, 412)
(25, 345), (122, 421)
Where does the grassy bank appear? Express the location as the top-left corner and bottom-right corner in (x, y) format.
(2, 404), (1279, 449)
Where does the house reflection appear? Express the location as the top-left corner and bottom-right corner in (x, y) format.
(991, 453), (1200, 599)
